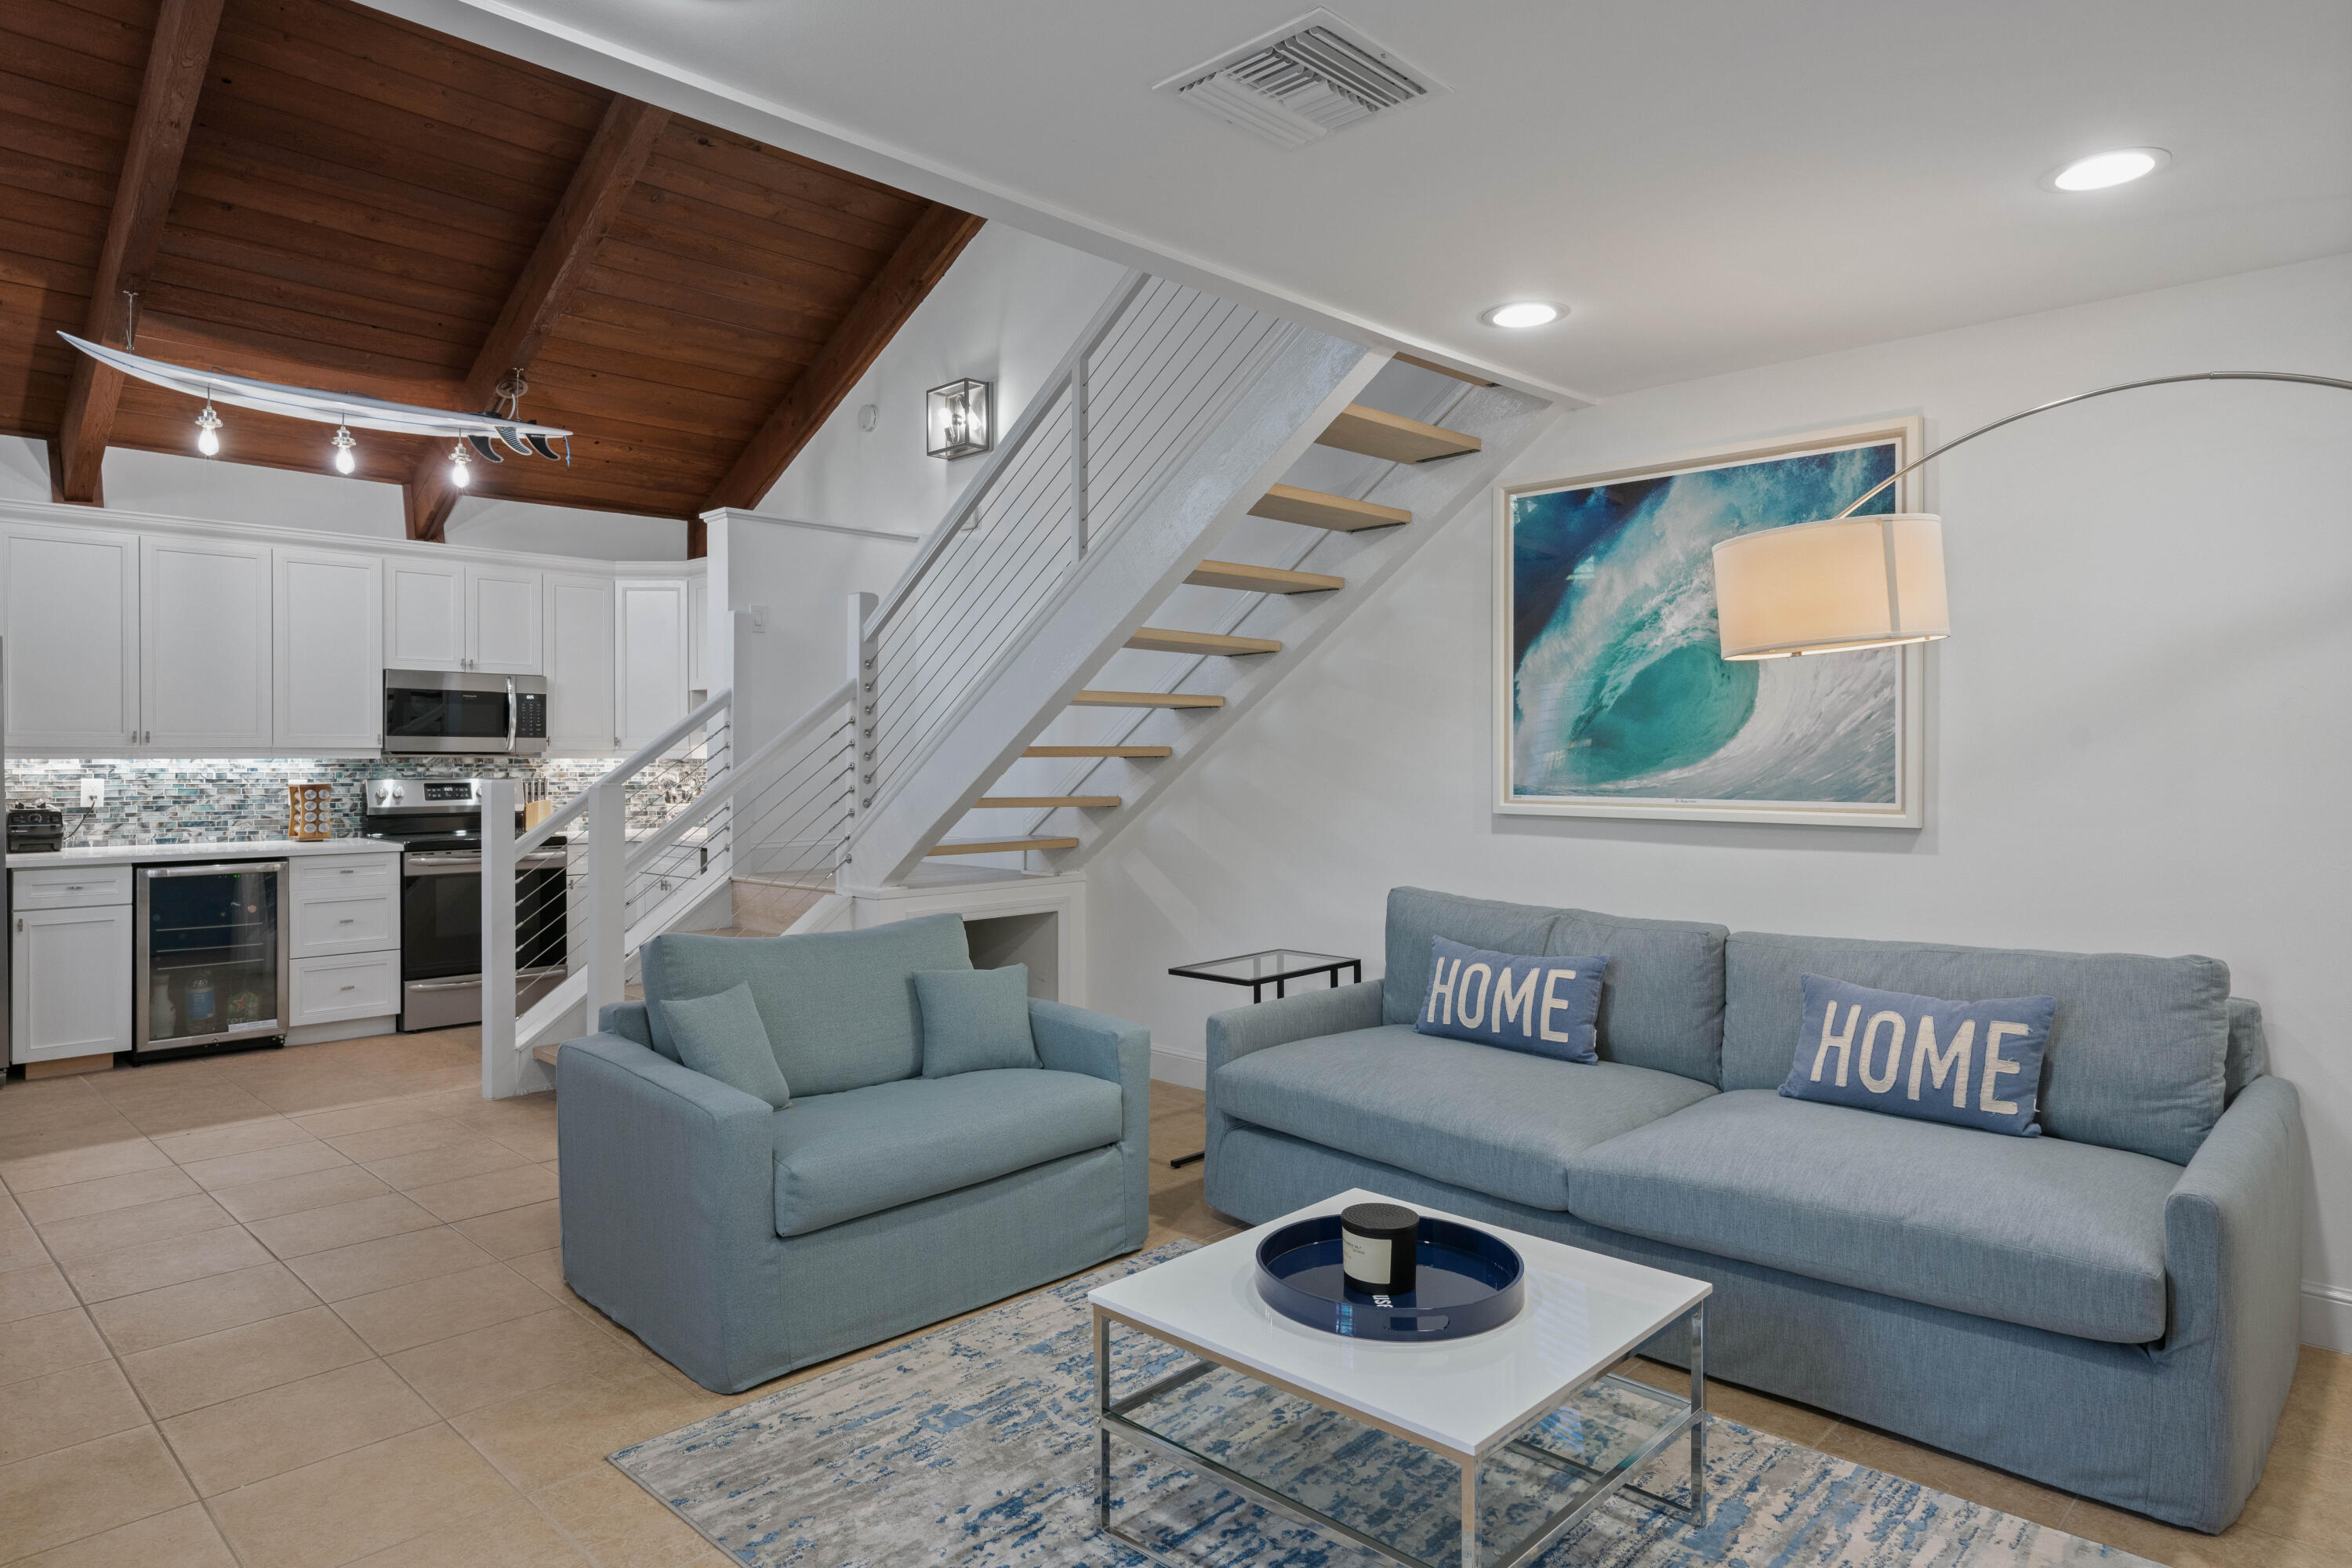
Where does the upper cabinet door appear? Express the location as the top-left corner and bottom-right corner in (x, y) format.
(384, 559), (464, 669)
(142, 535), (273, 753)
(615, 578), (688, 752)
(466, 565), (542, 673)
(2, 524), (140, 752)
(543, 573), (616, 753)
(274, 547), (383, 752)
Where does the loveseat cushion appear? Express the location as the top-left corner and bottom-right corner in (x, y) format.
(1214, 1024), (1717, 1211)
(771, 1067), (1123, 1236)
(1566, 1090), (2183, 1343)
(1546, 908), (1727, 1082)
(642, 912), (971, 1098)
(1383, 888), (1558, 1026)
(1721, 931), (2229, 1165)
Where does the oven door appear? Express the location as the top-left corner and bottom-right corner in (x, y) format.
(383, 669), (515, 755)
(400, 851), (569, 1031)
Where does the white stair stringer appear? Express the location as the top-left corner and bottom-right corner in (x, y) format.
(848, 328), (1390, 885)
(1019, 379), (1560, 868)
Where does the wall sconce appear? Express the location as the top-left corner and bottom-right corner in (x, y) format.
(926, 378), (993, 459)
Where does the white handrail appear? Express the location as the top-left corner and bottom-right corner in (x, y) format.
(623, 678), (853, 876)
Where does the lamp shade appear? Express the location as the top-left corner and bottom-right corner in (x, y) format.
(1711, 513), (1951, 660)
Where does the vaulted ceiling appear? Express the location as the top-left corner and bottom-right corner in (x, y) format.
(0, 0), (983, 550)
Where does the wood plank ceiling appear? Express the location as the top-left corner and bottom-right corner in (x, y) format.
(0, 0), (983, 550)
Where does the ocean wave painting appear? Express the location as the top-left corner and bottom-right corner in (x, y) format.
(1501, 426), (1922, 826)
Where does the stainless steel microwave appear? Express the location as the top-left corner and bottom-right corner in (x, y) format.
(383, 670), (549, 755)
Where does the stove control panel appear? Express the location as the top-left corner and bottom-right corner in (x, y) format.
(366, 778), (486, 811)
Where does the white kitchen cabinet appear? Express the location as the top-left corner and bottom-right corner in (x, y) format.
(615, 577), (688, 752)
(274, 547), (383, 752)
(383, 557), (464, 669)
(11, 898), (134, 1064)
(141, 535), (272, 753)
(2, 522), (140, 752)
(466, 564), (542, 673)
(544, 572), (617, 753)
(289, 951), (400, 1027)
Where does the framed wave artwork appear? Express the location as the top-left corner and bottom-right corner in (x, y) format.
(1495, 418), (1926, 827)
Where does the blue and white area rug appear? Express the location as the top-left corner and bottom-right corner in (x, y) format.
(612, 1243), (2143, 1567)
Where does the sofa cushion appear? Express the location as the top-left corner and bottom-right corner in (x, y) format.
(1215, 1024), (1718, 1211)
(1722, 931), (2228, 1166)
(1546, 909), (1727, 1083)
(1414, 936), (1602, 1062)
(2227, 997), (2267, 1102)
(1382, 888), (1559, 1026)
(642, 912), (971, 1098)
(915, 965), (1039, 1077)
(771, 1067), (1123, 1236)
(659, 982), (791, 1109)
(1566, 1090), (2182, 1342)
(1779, 974), (2055, 1138)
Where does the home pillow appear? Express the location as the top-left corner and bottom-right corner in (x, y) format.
(915, 965), (1040, 1077)
(1415, 935), (1606, 1064)
(659, 982), (792, 1109)
(1780, 973), (2056, 1137)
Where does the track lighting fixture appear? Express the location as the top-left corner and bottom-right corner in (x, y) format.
(448, 441), (473, 488)
(331, 422), (356, 474)
(194, 393), (222, 457)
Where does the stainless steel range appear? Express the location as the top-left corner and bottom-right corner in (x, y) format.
(361, 777), (568, 1032)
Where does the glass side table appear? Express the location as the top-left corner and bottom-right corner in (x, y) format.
(1165, 949), (1363, 1167)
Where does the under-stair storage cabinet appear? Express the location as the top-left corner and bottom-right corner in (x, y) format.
(615, 577), (688, 751)
(10, 866), (136, 1065)
(386, 560), (542, 673)
(2, 521), (141, 752)
(142, 535), (272, 753)
(544, 572), (618, 753)
(274, 547), (383, 753)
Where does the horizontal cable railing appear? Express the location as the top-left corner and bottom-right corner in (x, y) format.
(855, 271), (1298, 820)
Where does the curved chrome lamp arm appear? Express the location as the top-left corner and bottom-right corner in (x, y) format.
(1831, 370), (2352, 521)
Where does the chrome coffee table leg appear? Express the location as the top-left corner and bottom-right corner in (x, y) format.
(1094, 1307), (1112, 1531)
(1687, 1301), (1708, 1529)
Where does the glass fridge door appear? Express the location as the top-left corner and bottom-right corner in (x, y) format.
(140, 864), (284, 1050)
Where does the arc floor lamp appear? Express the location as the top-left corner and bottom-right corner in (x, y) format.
(1711, 372), (2352, 661)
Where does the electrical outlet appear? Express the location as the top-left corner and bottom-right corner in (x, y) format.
(79, 777), (104, 808)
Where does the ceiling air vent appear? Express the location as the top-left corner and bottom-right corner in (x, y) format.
(1156, 10), (1446, 150)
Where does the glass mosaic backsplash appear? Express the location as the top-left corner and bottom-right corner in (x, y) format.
(6, 757), (708, 845)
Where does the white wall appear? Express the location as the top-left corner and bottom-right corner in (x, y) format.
(1085, 253), (2352, 1344)
(753, 223), (1129, 533)
(446, 498), (685, 561)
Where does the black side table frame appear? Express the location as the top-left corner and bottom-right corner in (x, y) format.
(1163, 949), (1364, 1167)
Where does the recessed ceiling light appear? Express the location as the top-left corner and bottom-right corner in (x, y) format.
(2045, 147), (2169, 192)
(1482, 301), (1563, 329)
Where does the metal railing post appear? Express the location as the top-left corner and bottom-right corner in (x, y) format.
(1070, 351), (1089, 561)
(478, 780), (524, 1098)
(585, 775), (627, 1016)
(845, 591), (878, 869)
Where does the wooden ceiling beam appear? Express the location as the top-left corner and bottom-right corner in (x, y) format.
(405, 93), (670, 542)
(53, 0), (227, 504)
(699, 203), (985, 545)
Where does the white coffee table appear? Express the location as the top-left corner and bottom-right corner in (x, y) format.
(1087, 1189), (1710, 1568)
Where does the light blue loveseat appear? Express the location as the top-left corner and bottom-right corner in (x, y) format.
(557, 913), (1150, 1392)
(1204, 887), (2304, 1534)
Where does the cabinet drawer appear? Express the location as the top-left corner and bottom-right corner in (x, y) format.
(290, 952), (399, 1026)
(290, 855), (398, 900)
(12, 864), (134, 909)
(289, 891), (397, 959)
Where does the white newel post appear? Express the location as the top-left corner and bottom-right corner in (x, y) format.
(585, 775), (627, 1017)
(478, 779), (523, 1098)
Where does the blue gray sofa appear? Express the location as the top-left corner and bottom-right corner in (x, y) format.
(1204, 887), (2304, 1533)
(557, 913), (1150, 1392)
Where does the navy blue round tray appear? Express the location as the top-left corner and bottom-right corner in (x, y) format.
(1255, 1214), (1525, 1341)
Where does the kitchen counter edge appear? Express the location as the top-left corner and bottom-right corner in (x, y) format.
(6, 840), (402, 870)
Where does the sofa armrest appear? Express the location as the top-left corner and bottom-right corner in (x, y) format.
(2161, 1074), (2305, 1519)
(1206, 978), (1383, 1075)
(1029, 997), (1150, 1250)
(597, 1001), (655, 1050)
(556, 1033), (780, 1390)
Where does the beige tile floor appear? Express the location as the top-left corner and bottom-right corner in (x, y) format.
(0, 1041), (2341, 1566)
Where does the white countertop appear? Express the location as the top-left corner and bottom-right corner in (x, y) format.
(6, 839), (400, 870)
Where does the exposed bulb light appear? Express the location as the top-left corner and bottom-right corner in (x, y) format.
(194, 394), (222, 457)
(2046, 147), (2168, 191)
(330, 423), (356, 475)
(1481, 301), (1563, 329)
(448, 441), (472, 488)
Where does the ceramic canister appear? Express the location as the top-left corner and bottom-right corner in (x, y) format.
(1339, 1200), (1419, 1296)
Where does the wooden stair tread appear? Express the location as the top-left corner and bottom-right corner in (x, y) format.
(976, 795), (1120, 808)
(927, 837), (1080, 856)
(1124, 626), (1281, 655)
(1316, 403), (1482, 463)
(1248, 484), (1412, 532)
(1072, 690), (1223, 708)
(1023, 745), (1171, 758)
(1392, 350), (1498, 387)
(1187, 559), (1344, 593)
(532, 1043), (561, 1070)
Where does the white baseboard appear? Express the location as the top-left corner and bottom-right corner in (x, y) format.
(285, 1016), (399, 1047)
(2303, 1282), (2352, 1352)
(1151, 1047), (1205, 1091)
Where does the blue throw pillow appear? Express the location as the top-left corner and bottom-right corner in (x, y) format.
(1780, 973), (2056, 1137)
(915, 965), (1040, 1077)
(659, 982), (792, 1109)
(1414, 935), (1606, 1063)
